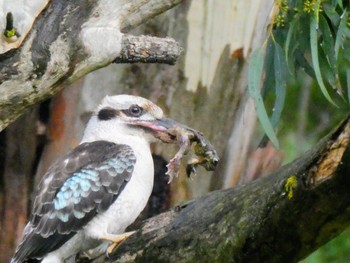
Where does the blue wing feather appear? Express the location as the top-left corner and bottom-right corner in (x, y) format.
(12, 141), (136, 262)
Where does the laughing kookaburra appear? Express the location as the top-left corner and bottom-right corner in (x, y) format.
(11, 95), (181, 263)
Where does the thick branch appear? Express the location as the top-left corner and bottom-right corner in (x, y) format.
(91, 117), (350, 262)
(0, 0), (184, 131)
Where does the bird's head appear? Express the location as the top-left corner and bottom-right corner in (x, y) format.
(81, 95), (178, 145)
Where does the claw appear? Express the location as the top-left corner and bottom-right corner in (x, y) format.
(100, 231), (136, 255)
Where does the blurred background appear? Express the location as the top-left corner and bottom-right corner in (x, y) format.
(1, 0), (349, 262)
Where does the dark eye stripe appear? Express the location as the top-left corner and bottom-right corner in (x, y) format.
(97, 107), (119, 121)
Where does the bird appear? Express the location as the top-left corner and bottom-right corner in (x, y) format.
(11, 94), (180, 263)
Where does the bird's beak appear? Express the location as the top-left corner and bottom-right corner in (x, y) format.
(129, 118), (183, 143)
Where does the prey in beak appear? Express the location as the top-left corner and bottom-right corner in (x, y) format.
(130, 117), (219, 183)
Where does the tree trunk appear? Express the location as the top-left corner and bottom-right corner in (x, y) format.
(0, 109), (37, 262)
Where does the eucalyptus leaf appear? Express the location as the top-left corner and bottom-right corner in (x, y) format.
(261, 39), (275, 96)
(248, 47), (279, 148)
(318, 47), (338, 92)
(319, 15), (336, 69)
(271, 42), (287, 127)
(285, 17), (298, 74)
(335, 11), (349, 59)
(323, 2), (340, 26)
(336, 0), (343, 9)
(310, 15), (337, 106)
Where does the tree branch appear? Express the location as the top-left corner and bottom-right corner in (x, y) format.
(114, 35), (182, 65)
(90, 117), (350, 262)
(0, 0), (184, 131)
(118, 0), (184, 32)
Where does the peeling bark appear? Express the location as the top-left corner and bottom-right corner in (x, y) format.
(88, 117), (350, 263)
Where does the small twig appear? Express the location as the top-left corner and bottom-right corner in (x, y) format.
(113, 35), (182, 65)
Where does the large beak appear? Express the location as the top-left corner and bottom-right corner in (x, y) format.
(129, 118), (184, 143)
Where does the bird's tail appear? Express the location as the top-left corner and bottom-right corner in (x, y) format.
(10, 223), (34, 263)
(10, 251), (25, 263)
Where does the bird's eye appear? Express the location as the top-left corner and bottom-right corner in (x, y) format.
(128, 104), (143, 117)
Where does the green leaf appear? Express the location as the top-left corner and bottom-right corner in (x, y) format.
(271, 42), (287, 127)
(261, 39), (275, 96)
(285, 17), (297, 74)
(319, 48), (337, 86)
(323, 2), (340, 26)
(319, 15), (336, 69)
(336, 0), (343, 9)
(310, 15), (337, 106)
(318, 15), (338, 90)
(335, 11), (349, 59)
(248, 47), (279, 148)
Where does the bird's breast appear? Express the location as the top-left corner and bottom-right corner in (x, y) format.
(84, 144), (154, 238)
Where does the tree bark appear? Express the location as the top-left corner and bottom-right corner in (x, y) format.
(88, 117), (350, 263)
(0, 0), (183, 131)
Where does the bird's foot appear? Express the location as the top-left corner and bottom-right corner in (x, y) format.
(102, 231), (136, 255)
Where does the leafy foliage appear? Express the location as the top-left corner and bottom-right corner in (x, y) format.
(249, 47), (280, 147)
(248, 0), (350, 146)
